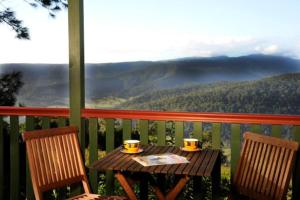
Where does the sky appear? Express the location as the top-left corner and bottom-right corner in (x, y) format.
(1, 0), (300, 63)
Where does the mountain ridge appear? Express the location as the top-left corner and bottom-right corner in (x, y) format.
(0, 54), (299, 107)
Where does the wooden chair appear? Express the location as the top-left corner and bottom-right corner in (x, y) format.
(231, 132), (299, 200)
(23, 126), (127, 200)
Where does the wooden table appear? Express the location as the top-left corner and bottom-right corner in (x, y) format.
(90, 145), (221, 200)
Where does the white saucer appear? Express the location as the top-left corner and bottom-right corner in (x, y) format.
(180, 147), (201, 152)
(120, 148), (143, 154)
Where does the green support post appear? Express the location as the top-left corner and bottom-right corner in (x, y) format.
(25, 117), (35, 200)
(271, 125), (281, 138)
(68, 1), (85, 197)
(139, 120), (149, 199)
(41, 116), (50, 129)
(231, 124), (241, 179)
(58, 117), (67, 127)
(292, 126), (300, 200)
(193, 122), (203, 142)
(212, 123), (221, 149)
(192, 122), (203, 199)
(68, 0), (85, 150)
(250, 124), (261, 133)
(139, 120), (149, 145)
(123, 119), (132, 140)
(89, 118), (98, 193)
(105, 119), (114, 195)
(10, 116), (19, 200)
(175, 121), (184, 147)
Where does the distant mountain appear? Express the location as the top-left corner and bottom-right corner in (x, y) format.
(119, 73), (300, 114)
(0, 54), (299, 107)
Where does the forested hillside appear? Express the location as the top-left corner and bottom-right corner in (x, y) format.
(119, 73), (300, 114)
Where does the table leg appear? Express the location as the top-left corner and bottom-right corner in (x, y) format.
(166, 175), (190, 200)
(115, 172), (138, 200)
(212, 153), (221, 199)
(148, 175), (166, 200)
(148, 175), (190, 200)
(139, 174), (148, 200)
(193, 176), (203, 200)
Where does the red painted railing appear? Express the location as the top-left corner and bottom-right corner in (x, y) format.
(1, 106), (300, 125)
(82, 108), (300, 125)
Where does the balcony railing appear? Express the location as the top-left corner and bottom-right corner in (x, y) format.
(0, 106), (299, 199)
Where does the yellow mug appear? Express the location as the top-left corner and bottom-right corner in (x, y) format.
(123, 140), (140, 153)
(183, 138), (199, 150)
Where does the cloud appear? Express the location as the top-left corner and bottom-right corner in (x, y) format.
(254, 44), (279, 55)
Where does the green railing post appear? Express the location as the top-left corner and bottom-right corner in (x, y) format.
(41, 116), (50, 129)
(212, 123), (221, 149)
(250, 124), (262, 133)
(271, 125), (281, 138)
(292, 125), (300, 200)
(192, 122), (203, 200)
(68, 0), (85, 151)
(89, 118), (98, 193)
(0, 116), (3, 200)
(58, 117), (67, 127)
(10, 116), (19, 200)
(123, 119), (132, 140)
(175, 121), (184, 147)
(139, 120), (149, 145)
(139, 120), (149, 200)
(25, 116), (35, 200)
(105, 119), (114, 195)
(157, 121), (166, 145)
(231, 124), (241, 179)
(193, 122), (202, 142)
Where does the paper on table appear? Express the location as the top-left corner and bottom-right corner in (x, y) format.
(132, 153), (189, 167)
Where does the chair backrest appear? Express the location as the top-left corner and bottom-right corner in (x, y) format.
(23, 126), (91, 200)
(233, 132), (299, 200)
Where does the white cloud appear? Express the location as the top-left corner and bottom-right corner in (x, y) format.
(255, 44), (279, 55)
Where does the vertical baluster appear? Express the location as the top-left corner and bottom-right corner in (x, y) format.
(271, 125), (281, 138)
(193, 122), (202, 142)
(192, 122), (204, 200)
(10, 116), (20, 200)
(41, 116), (50, 129)
(212, 123), (221, 149)
(123, 119), (132, 140)
(0, 116), (3, 200)
(250, 124), (262, 133)
(231, 124), (241, 179)
(105, 119), (114, 195)
(292, 125), (300, 200)
(175, 121), (184, 147)
(89, 118), (98, 193)
(58, 117), (67, 127)
(139, 120), (148, 200)
(139, 120), (149, 145)
(25, 116), (35, 200)
(157, 121), (166, 146)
